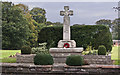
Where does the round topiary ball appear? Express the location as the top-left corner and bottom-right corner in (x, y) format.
(21, 46), (31, 54)
(66, 55), (84, 66)
(34, 53), (54, 65)
(98, 45), (106, 55)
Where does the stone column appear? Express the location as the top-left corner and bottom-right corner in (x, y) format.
(63, 15), (70, 40)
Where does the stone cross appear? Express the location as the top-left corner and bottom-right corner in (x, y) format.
(60, 6), (73, 40)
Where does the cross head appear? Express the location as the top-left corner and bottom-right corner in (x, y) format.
(60, 6), (73, 16)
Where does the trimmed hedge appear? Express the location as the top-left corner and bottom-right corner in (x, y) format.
(38, 25), (113, 51)
(21, 46), (31, 54)
(34, 53), (54, 65)
(66, 55), (84, 66)
(98, 45), (107, 55)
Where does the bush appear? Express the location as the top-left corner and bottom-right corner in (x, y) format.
(98, 45), (106, 55)
(32, 43), (49, 54)
(38, 25), (113, 51)
(34, 53), (54, 65)
(21, 46), (31, 54)
(66, 55), (84, 66)
(82, 50), (98, 55)
(32, 47), (49, 54)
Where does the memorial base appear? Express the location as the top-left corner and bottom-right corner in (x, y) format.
(49, 48), (83, 71)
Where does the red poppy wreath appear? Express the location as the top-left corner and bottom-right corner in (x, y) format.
(63, 43), (70, 48)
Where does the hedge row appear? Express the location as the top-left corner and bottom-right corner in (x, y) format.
(38, 25), (113, 51)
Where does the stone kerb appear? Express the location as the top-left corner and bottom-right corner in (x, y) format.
(1, 63), (52, 74)
(1, 63), (120, 75)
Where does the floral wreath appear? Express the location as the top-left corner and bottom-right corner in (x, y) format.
(63, 43), (70, 48)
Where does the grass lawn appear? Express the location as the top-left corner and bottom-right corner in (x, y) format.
(0, 50), (21, 63)
(0, 50), (21, 59)
(111, 46), (120, 65)
(1, 58), (16, 63)
(111, 46), (120, 60)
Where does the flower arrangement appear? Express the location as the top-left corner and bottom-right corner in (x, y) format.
(64, 43), (70, 48)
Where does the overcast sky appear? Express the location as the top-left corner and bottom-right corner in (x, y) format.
(3, 1), (119, 25)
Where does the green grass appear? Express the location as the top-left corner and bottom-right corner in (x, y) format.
(0, 57), (16, 63)
(0, 50), (21, 59)
(0, 50), (21, 63)
(113, 60), (120, 65)
(111, 46), (120, 65)
(111, 46), (120, 60)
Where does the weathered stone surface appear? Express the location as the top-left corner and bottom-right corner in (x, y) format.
(82, 55), (113, 65)
(50, 48), (83, 53)
(58, 6), (77, 48)
(60, 6), (73, 40)
(16, 54), (36, 64)
(53, 58), (66, 63)
(1, 63), (120, 75)
(16, 53), (113, 65)
(50, 48), (83, 71)
(50, 48), (83, 64)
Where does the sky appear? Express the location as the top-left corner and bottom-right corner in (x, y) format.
(2, 0), (119, 25)
(2, 0), (119, 2)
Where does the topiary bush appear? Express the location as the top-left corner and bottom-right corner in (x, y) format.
(98, 45), (107, 55)
(21, 46), (31, 54)
(34, 53), (54, 65)
(66, 55), (84, 66)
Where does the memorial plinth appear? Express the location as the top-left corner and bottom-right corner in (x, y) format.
(50, 48), (83, 71)
(49, 6), (83, 71)
(50, 48), (83, 64)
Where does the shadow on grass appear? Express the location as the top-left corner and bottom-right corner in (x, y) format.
(0, 57), (16, 63)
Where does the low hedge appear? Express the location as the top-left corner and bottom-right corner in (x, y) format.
(66, 55), (84, 66)
(38, 25), (112, 51)
(34, 53), (53, 65)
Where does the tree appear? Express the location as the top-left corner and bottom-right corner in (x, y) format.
(46, 21), (53, 26)
(73, 24), (85, 26)
(15, 4), (38, 47)
(15, 4), (28, 13)
(112, 18), (120, 40)
(2, 2), (31, 49)
(96, 19), (112, 28)
(30, 7), (46, 23)
(52, 22), (63, 26)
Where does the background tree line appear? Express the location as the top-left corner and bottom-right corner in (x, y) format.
(95, 19), (120, 40)
(2, 2), (60, 50)
(73, 19), (120, 40)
